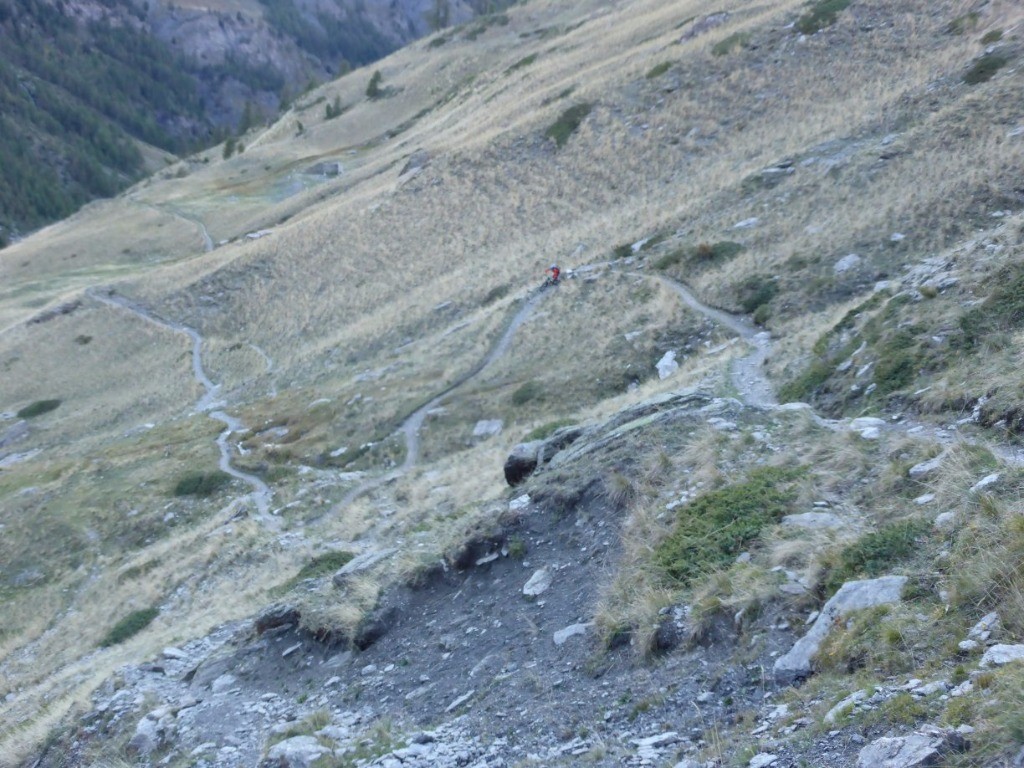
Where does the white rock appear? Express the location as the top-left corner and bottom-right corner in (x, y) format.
(968, 612), (999, 640)
(657, 351), (679, 380)
(782, 512), (845, 530)
(509, 494), (532, 512)
(970, 473), (1000, 493)
(774, 576), (907, 682)
(734, 217), (760, 229)
(553, 622), (594, 646)
(265, 735), (329, 768)
(980, 644), (1024, 667)
(824, 690), (868, 724)
(933, 512), (957, 531)
(631, 732), (679, 748)
(523, 568), (552, 597)
(162, 647), (189, 661)
(749, 754), (778, 768)
(914, 493), (935, 505)
(859, 427), (881, 440)
(211, 674), (236, 694)
(908, 456), (943, 478)
(850, 417), (886, 430)
(472, 419), (503, 439)
(445, 690), (475, 713)
(958, 639), (980, 653)
(834, 254), (862, 274)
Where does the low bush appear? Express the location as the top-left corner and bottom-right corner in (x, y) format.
(735, 274), (778, 314)
(981, 30), (1003, 44)
(963, 53), (1009, 85)
(545, 103), (593, 148)
(172, 470), (232, 497)
(957, 264), (1024, 348)
(100, 606), (159, 647)
(820, 518), (931, 594)
(366, 70), (384, 99)
(655, 467), (801, 586)
(796, 0), (852, 35)
(17, 399), (61, 418)
(947, 12), (979, 35)
(482, 283), (511, 305)
(506, 53), (538, 73)
(645, 61), (672, 79)
(511, 380), (543, 406)
(525, 419), (576, 441)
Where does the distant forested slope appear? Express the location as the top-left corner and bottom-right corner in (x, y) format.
(0, 0), (517, 243)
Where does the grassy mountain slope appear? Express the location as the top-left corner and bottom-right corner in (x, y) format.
(2, 0), (1024, 763)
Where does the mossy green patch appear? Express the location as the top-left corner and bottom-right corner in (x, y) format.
(655, 466), (802, 586)
(821, 518), (931, 594)
(17, 399), (61, 418)
(545, 103), (593, 148)
(796, 0), (852, 35)
(100, 606), (159, 647)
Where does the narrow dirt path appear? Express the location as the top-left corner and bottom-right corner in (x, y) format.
(87, 288), (275, 526)
(335, 287), (554, 508)
(649, 274), (777, 408)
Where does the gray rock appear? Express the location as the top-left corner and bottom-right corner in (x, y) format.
(522, 568), (552, 597)
(444, 690), (475, 713)
(127, 716), (161, 756)
(970, 473), (1000, 493)
(933, 512), (957, 531)
(504, 441), (543, 486)
(908, 456), (943, 479)
(656, 350), (679, 379)
(471, 419), (503, 439)
(856, 728), (966, 768)
(775, 576), (907, 682)
(749, 755), (778, 768)
(263, 735), (330, 767)
(958, 639), (980, 653)
(834, 253), (862, 273)
(980, 644), (1024, 667)
(968, 611), (999, 641)
(824, 690), (868, 724)
(554, 622), (593, 646)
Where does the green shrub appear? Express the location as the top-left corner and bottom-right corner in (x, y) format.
(482, 283), (511, 305)
(545, 103), (593, 148)
(100, 606), (159, 647)
(736, 274), (778, 314)
(172, 470), (232, 497)
(981, 30), (1003, 44)
(752, 303), (771, 326)
(324, 96), (345, 120)
(778, 358), (832, 403)
(964, 53), (1009, 85)
(697, 241), (744, 263)
(796, 0), (852, 35)
(654, 467), (801, 586)
(957, 264), (1024, 348)
(17, 399), (62, 418)
(613, 243), (634, 259)
(295, 551), (355, 581)
(366, 70), (384, 99)
(712, 31), (751, 56)
(821, 519), (930, 594)
(506, 53), (538, 73)
(646, 61), (672, 79)
(511, 380), (543, 406)
(428, 34), (450, 48)
(947, 12), (979, 35)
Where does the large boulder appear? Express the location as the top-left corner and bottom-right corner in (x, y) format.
(774, 576), (907, 683)
(262, 735), (330, 768)
(504, 441), (543, 486)
(857, 727), (967, 767)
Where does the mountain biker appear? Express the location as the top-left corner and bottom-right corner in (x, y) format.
(546, 264), (561, 284)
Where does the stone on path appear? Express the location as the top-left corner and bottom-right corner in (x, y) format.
(774, 576), (907, 682)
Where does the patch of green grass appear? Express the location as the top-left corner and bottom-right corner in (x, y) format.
(963, 53), (1009, 85)
(712, 31), (751, 56)
(544, 103), (593, 148)
(654, 241), (744, 271)
(506, 53), (538, 73)
(796, 0), (852, 35)
(17, 399), (61, 418)
(645, 61), (672, 79)
(525, 419), (576, 441)
(296, 551), (355, 581)
(99, 606), (159, 647)
(735, 274), (778, 314)
(958, 263), (1024, 347)
(511, 380), (544, 406)
(820, 519), (931, 594)
(981, 29), (1003, 44)
(482, 283), (511, 305)
(873, 329), (921, 394)
(172, 470), (232, 497)
(654, 467), (802, 586)
(947, 12), (979, 35)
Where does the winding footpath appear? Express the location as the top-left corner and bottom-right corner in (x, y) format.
(335, 286), (554, 508)
(87, 288), (275, 526)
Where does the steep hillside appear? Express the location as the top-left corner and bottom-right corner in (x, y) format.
(2, 0), (1024, 765)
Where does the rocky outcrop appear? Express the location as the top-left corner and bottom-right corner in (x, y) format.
(774, 576), (908, 682)
(857, 726), (968, 767)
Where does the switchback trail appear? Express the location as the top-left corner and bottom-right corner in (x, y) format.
(87, 288), (275, 526)
(648, 273), (777, 409)
(335, 286), (554, 508)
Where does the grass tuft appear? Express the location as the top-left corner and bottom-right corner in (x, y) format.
(654, 466), (801, 586)
(99, 606), (159, 647)
(712, 32), (751, 57)
(796, 0), (852, 35)
(172, 470), (232, 497)
(17, 399), (62, 418)
(963, 53), (1009, 85)
(820, 518), (930, 594)
(545, 103), (593, 148)
(645, 61), (672, 79)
